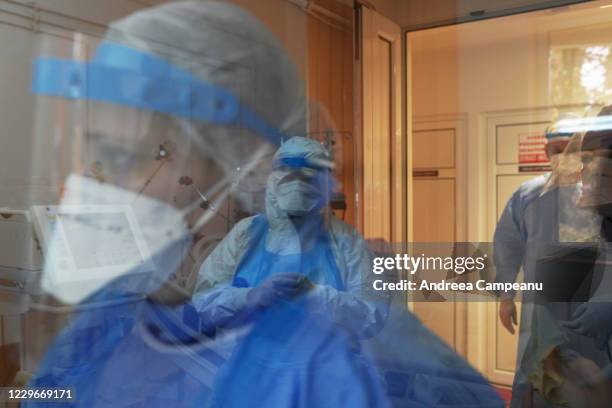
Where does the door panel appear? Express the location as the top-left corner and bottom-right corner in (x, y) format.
(371, 35), (392, 241)
(413, 179), (455, 242)
(412, 129), (456, 169)
(412, 122), (465, 352)
(361, 7), (403, 244)
(412, 178), (456, 346)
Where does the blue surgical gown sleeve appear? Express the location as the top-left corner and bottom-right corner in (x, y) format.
(191, 217), (254, 328)
(493, 186), (528, 298)
(192, 216), (388, 338)
(308, 218), (389, 338)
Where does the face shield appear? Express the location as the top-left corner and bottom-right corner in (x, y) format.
(272, 157), (334, 215)
(264, 137), (336, 219)
(539, 116), (602, 242)
(230, 103), (345, 222)
(29, 31), (294, 304)
(541, 132), (583, 194)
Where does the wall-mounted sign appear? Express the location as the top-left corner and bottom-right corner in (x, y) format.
(518, 133), (547, 164)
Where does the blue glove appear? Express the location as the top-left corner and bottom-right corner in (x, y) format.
(247, 273), (313, 310)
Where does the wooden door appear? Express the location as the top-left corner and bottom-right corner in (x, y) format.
(411, 117), (467, 354)
(360, 6), (404, 245)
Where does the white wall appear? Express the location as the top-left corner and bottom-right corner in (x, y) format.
(228, 0), (308, 78)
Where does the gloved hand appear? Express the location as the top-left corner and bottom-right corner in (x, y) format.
(499, 297), (518, 334)
(247, 273), (313, 310)
(562, 299), (612, 349)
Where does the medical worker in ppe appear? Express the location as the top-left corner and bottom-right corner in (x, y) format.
(23, 1), (311, 407)
(495, 119), (584, 329)
(192, 136), (390, 407)
(193, 136), (507, 408)
(495, 119), (578, 332)
(493, 114), (603, 407)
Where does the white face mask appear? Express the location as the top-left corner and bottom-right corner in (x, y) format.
(40, 174), (191, 304)
(276, 180), (321, 216)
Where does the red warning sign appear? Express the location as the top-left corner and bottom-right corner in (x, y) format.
(518, 133), (547, 164)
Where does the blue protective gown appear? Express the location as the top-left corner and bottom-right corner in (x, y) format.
(208, 215), (389, 407)
(192, 134), (502, 407)
(493, 175), (605, 406)
(196, 214), (503, 408)
(22, 236), (223, 408)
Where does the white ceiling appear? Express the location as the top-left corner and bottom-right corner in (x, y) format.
(367, 0), (598, 29)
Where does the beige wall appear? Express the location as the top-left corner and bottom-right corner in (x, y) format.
(363, 0), (401, 25)
(233, 0), (357, 225)
(229, 0), (309, 79)
(410, 1), (612, 242)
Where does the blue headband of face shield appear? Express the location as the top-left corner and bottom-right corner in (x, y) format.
(274, 156), (330, 171)
(31, 42), (286, 146)
(545, 129), (573, 140)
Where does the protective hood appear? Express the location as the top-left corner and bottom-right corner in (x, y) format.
(264, 137), (334, 254)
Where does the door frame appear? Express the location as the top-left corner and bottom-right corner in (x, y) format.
(359, 5), (405, 245)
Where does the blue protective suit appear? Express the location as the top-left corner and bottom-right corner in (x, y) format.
(493, 175), (605, 406)
(203, 214), (389, 407)
(193, 137), (502, 407)
(192, 136), (390, 406)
